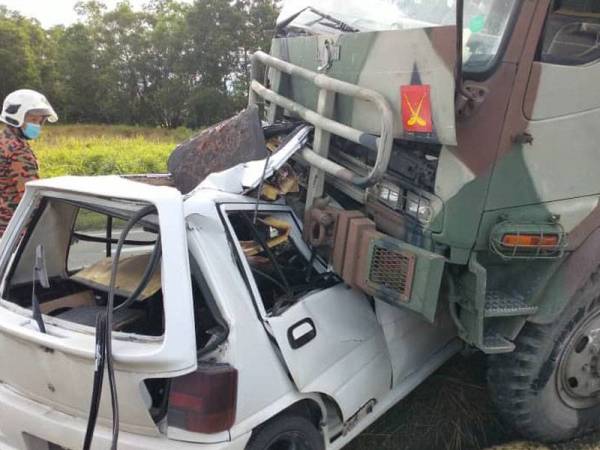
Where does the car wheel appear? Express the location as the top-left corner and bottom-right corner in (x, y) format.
(488, 271), (600, 442)
(246, 414), (325, 450)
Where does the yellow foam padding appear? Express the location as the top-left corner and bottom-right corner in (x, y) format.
(241, 216), (291, 257)
(72, 252), (161, 301)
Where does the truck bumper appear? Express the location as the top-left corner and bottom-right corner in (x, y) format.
(0, 383), (251, 450)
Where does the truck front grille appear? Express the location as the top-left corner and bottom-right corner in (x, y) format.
(367, 244), (415, 302)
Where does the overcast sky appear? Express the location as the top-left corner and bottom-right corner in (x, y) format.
(0, 0), (184, 28)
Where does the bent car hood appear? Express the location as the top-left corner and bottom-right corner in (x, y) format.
(193, 125), (312, 195)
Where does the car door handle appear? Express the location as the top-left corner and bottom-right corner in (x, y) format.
(287, 318), (316, 349)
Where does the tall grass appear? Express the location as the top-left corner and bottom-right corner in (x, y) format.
(32, 124), (196, 178)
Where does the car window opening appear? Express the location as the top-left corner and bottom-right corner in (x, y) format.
(228, 211), (339, 315)
(3, 198), (166, 338)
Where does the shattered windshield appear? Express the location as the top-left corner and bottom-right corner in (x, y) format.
(278, 0), (518, 72)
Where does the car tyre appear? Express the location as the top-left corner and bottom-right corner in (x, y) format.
(246, 413), (325, 450)
(488, 270), (600, 442)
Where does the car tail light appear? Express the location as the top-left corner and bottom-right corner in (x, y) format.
(168, 364), (238, 434)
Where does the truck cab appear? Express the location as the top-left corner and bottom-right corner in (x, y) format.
(246, 0), (600, 443)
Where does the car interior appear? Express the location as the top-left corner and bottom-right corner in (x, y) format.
(0, 198), (237, 364)
(227, 211), (339, 315)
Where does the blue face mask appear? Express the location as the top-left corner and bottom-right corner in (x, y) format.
(22, 123), (41, 140)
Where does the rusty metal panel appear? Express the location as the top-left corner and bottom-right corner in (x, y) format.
(365, 198), (407, 240)
(331, 210), (365, 274)
(168, 106), (268, 194)
(341, 217), (375, 288)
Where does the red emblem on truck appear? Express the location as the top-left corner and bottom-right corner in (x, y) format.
(401, 85), (433, 133)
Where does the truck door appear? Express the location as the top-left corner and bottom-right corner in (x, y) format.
(487, 1), (600, 210)
(220, 203), (392, 420)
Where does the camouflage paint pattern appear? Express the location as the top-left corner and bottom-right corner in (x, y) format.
(475, 0), (600, 332)
(269, 26), (458, 145)
(259, 0), (600, 352)
(0, 126), (38, 237)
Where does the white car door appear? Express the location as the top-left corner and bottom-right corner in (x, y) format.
(220, 203), (392, 420)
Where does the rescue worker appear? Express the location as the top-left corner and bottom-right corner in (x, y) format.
(0, 89), (58, 236)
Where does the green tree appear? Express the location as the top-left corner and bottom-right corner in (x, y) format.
(0, 0), (280, 127)
(233, 0), (279, 99)
(182, 0), (279, 127)
(0, 10), (47, 101)
(145, 0), (192, 127)
(56, 24), (100, 122)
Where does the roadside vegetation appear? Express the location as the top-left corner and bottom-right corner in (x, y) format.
(0, 0), (278, 129)
(33, 124), (194, 178)
(346, 353), (600, 450)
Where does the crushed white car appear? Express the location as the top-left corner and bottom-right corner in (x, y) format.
(0, 125), (458, 449)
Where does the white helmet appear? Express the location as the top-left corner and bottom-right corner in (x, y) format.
(0, 89), (58, 128)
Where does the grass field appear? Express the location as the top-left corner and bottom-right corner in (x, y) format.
(32, 124), (196, 178)
(346, 352), (600, 450)
(27, 124), (600, 450)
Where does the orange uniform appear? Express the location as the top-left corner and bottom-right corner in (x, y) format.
(0, 126), (39, 236)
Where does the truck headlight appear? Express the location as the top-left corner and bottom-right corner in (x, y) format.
(406, 192), (432, 224)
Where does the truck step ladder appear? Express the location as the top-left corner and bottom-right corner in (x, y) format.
(483, 333), (516, 354)
(484, 291), (539, 318)
(481, 291), (539, 353)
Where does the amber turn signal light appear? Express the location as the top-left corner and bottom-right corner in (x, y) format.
(501, 234), (559, 248)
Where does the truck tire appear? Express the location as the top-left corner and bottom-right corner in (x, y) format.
(488, 272), (600, 442)
(246, 414), (325, 450)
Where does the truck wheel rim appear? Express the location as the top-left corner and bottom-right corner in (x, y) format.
(266, 431), (312, 450)
(557, 309), (600, 409)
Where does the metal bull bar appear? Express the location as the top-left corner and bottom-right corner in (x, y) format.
(249, 51), (395, 188)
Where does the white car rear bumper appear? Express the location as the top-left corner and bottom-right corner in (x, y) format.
(0, 383), (251, 450)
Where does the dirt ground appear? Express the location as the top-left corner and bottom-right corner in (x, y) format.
(345, 353), (600, 450)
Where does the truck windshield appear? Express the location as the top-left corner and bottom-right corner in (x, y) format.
(278, 0), (518, 72)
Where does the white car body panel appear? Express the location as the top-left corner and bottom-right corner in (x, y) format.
(0, 381), (252, 450)
(375, 300), (457, 386)
(183, 210), (319, 441)
(218, 202), (393, 421)
(194, 126), (311, 195)
(267, 285), (392, 420)
(0, 177), (198, 434)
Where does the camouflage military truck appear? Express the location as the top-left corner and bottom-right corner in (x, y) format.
(247, 0), (600, 443)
